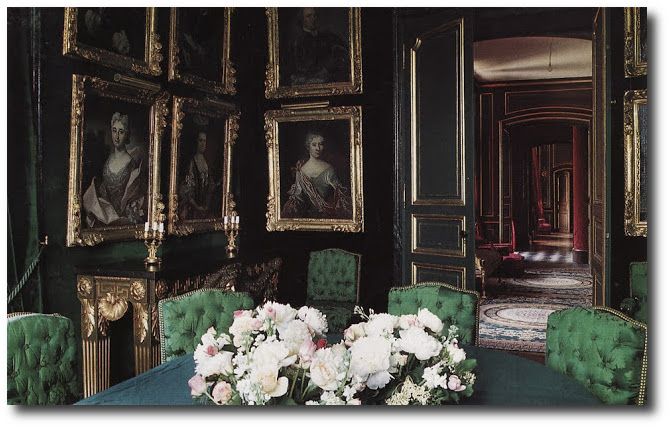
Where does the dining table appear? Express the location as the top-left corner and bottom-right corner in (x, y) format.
(76, 344), (601, 406)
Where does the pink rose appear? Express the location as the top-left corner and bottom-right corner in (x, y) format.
(212, 381), (233, 405)
(188, 374), (208, 396)
(206, 345), (218, 356)
(447, 375), (466, 392)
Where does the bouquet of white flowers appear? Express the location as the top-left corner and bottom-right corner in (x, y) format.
(342, 307), (476, 405)
(188, 301), (360, 405)
(189, 302), (475, 405)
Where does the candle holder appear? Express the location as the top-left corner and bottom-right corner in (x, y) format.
(142, 226), (164, 268)
(224, 213), (240, 259)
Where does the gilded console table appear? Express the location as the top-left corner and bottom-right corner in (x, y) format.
(75, 254), (281, 398)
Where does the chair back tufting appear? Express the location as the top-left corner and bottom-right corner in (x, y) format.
(7, 313), (80, 405)
(158, 289), (255, 363)
(306, 249), (361, 334)
(387, 282), (480, 345)
(545, 306), (648, 405)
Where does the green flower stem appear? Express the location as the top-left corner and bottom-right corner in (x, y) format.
(289, 368), (299, 399)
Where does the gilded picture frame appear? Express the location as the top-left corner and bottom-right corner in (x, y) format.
(167, 96), (240, 236)
(265, 105), (364, 232)
(265, 7), (362, 99)
(624, 7), (647, 78)
(63, 7), (162, 76)
(168, 8), (237, 95)
(66, 74), (169, 247)
(624, 89), (648, 237)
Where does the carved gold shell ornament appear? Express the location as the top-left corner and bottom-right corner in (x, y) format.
(98, 293), (129, 322)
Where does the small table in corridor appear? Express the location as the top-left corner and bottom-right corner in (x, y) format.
(76, 345), (601, 406)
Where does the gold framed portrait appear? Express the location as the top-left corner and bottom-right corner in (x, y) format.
(265, 7), (362, 99)
(66, 74), (169, 247)
(624, 89), (648, 237)
(624, 7), (647, 78)
(168, 7), (236, 95)
(63, 7), (162, 76)
(265, 105), (364, 232)
(167, 96), (240, 236)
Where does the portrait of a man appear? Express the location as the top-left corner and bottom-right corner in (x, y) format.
(280, 7), (350, 86)
(80, 95), (149, 229)
(266, 7), (362, 98)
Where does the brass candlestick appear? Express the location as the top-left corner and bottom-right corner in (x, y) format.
(224, 214), (240, 259)
(141, 223), (164, 268)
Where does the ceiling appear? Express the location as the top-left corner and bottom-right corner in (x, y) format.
(474, 36), (592, 82)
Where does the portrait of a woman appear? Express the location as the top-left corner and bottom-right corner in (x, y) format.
(82, 112), (146, 227)
(281, 131), (351, 219)
(178, 130), (219, 220)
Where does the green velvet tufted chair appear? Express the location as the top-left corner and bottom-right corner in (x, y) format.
(620, 262), (647, 324)
(546, 306), (648, 405)
(158, 289), (255, 363)
(306, 248), (362, 334)
(7, 313), (80, 405)
(387, 282), (480, 345)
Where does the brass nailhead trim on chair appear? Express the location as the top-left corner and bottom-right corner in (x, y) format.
(592, 305), (648, 406)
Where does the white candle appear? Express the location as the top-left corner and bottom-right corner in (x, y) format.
(144, 222), (149, 232)
(158, 222), (164, 233)
(235, 216), (239, 224)
(153, 222), (158, 231)
(224, 216), (229, 224)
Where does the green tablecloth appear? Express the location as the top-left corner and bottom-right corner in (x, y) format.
(76, 345), (601, 406)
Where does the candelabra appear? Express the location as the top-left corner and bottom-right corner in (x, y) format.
(224, 214), (240, 259)
(142, 221), (164, 270)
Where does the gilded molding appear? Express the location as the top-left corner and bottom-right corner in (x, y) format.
(130, 280), (146, 302)
(63, 8), (162, 76)
(132, 303), (149, 344)
(77, 277), (93, 298)
(167, 96), (239, 236)
(623, 89), (647, 237)
(624, 8), (647, 78)
(80, 299), (96, 338)
(265, 7), (362, 98)
(265, 106), (364, 232)
(66, 74), (168, 247)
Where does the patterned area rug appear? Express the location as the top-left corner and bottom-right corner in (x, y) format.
(478, 269), (592, 353)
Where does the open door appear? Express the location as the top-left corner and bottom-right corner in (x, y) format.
(395, 9), (475, 290)
(590, 7), (611, 305)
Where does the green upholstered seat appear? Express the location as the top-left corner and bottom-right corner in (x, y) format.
(387, 282), (480, 345)
(620, 262), (647, 323)
(546, 306), (647, 405)
(7, 313), (80, 405)
(305, 249), (361, 334)
(158, 289), (254, 363)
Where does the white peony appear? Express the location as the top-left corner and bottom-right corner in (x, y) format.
(309, 348), (340, 391)
(195, 351), (234, 377)
(417, 308), (444, 334)
(446, 341), (467, 364)
(364, 313), (398, 337)
(297, 306), (329, 335)
(298, 339), (317, 367)
(348, 336), (392, 379)
(366, 370), (392, 390)
(253, 340), (296, 369)
(278, 319), (312, 357)
(398, 314), (421, 330)
(229, 313), (262, 347)
(343, 322), (366, 345)
(271, 302), (298, 332)
(388, 352), (408, 373)
(250, 364), (288, 398)
(397, 326), (442, 361)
